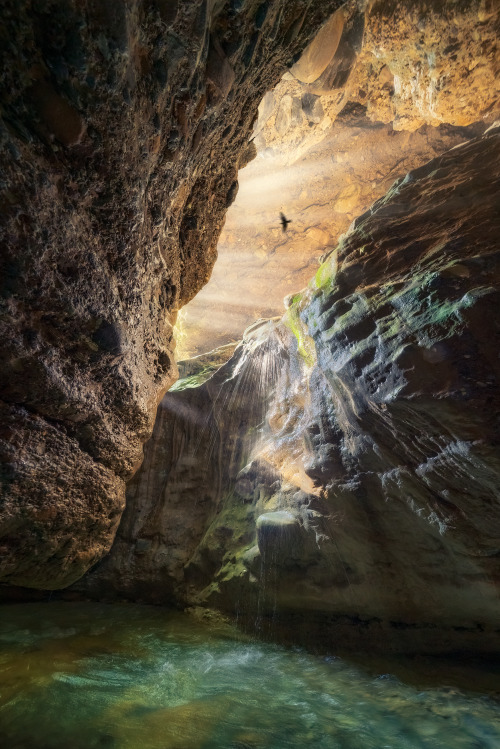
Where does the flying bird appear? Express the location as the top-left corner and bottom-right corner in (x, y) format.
(280, 212), (292, 232)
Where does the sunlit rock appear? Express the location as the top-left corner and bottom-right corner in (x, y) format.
(81, 126), (500, 652)
(180, 0), (498, 356)
(290, 9), (345, 84)
(260, 0), (500, 159)
(357, 0), (500, 130)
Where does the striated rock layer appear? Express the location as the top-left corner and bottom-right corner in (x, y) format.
(179, 0), (499, 355)
(0, 0), (341, 589)
(181, 114), (485, 356)
(82, 126), (500, 652)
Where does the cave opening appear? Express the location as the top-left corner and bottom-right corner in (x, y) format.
(175, 2), (490, 361)
(1, 0), (500, 746)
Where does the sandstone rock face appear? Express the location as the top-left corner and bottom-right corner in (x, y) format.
(84, 127), (500, 652)
(358, 0), (500, 131)
(263, 0), (499, 156)
(0, 0), (341, 589)
(180, 0), (499, 356)
(180, 113), (484, 356)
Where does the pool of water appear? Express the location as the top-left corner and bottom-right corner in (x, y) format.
(0, 603), (499, 749)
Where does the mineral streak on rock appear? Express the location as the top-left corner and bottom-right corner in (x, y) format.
(82, 127), (500, 652)
(358, 0), (500, 131)
(0, 0), (342, 589)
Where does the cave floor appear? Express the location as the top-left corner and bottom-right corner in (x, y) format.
(0, 602), (499, 749)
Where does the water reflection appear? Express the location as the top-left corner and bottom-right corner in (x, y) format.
(0, 603), (499, 749)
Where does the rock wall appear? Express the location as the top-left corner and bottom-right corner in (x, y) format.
(180, 0), (499, 356)
(263, 0), (499, 153)
(83, 125), (500, 652)
(79, 319), (281, 604)
(181, 113), (485, 356)
(0, 0), (341, 589)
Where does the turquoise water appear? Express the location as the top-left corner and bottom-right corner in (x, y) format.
(0, 603), (499, 749)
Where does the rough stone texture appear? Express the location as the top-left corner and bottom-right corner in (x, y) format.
(77, 318), (285, 604)
(82, 126), (500, 652)
(357, 0), (500, 131)
(264, 0), (500, 155)
(180, 112), (484, 356)
(179, 0), (499, 356)
(0, 0), (341, 589)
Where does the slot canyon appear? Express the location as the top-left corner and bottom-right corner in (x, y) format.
(1, 1), (500, 747)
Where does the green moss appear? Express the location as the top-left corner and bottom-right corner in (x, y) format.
(313, 248), (338, 292)
(170, 368), (214, 392)
(171, 343), (237, 391)
(283, 303), (316, 368)
(199, 500), (255, 560)
(217, 557), (248, 584)
(194, 496), (258, 590)
(381, 270), (494, 347)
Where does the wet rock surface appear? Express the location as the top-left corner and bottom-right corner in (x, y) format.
(77, 319), (281, 604)
(181, 113), (485, 356)
(82, 127), (500, 652)
(0, 0), (341, 589)
(180, 0), (499, 356)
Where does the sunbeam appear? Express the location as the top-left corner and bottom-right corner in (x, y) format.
(177, 87), (479, 358)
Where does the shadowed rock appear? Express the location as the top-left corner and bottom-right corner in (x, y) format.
(0, 0), (341, 589)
